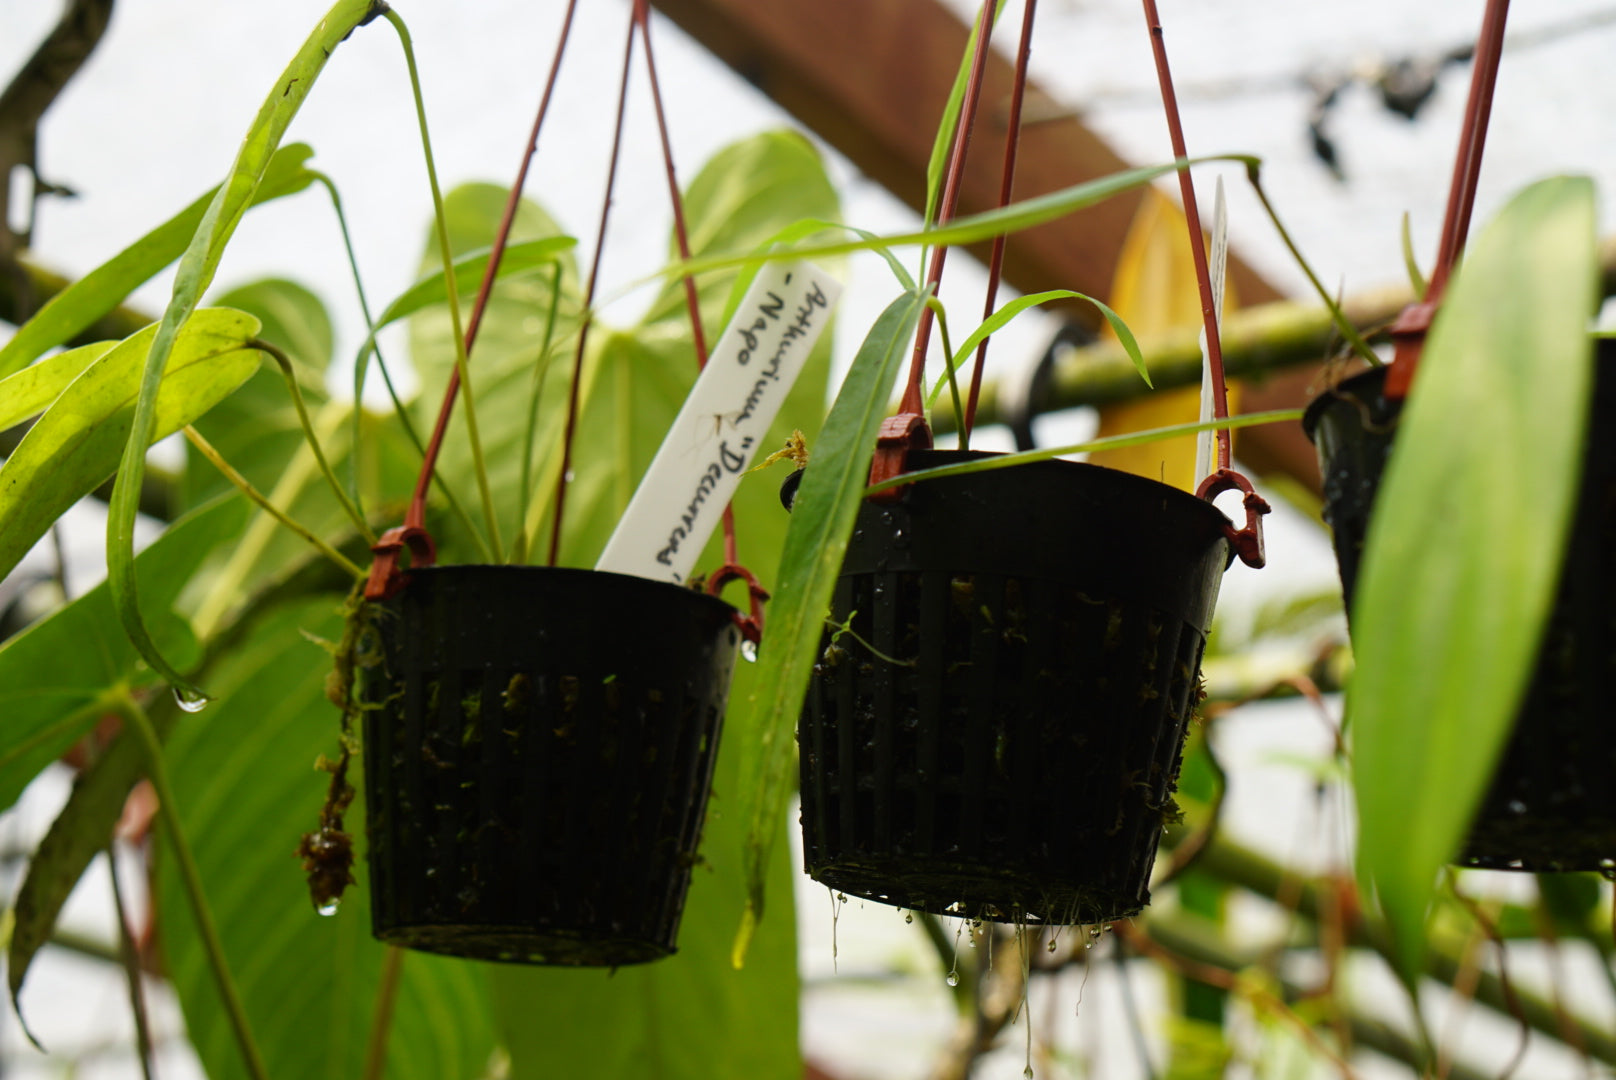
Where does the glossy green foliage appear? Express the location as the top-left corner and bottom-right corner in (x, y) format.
(0, 497), (246, 814)
(4, 498), (248, 1032)
(556, 131), (841, 570)
(406, 129), (840, 1079)
(406, 185), (583, 556)
(184, 279), (334, 509)
(1349, 177), (1598, 983)
(0, 340), (117, 431)
(0, 310), (262, 583)
(0, 144), (318, 380)
(927, 287), (1148, 404)
(106, 0), (387, 696)
(157, 598), (495, 1080)
(491, 683), (803, 1080)
(732, 288), (929, 958)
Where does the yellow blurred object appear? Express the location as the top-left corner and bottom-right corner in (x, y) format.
(1086, 188), (1239, 491)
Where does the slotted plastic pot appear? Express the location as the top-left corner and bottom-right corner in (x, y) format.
(799, 451), (1234, 924)
(1303, 340), (1616, 871)
(360, 565), (740, 964)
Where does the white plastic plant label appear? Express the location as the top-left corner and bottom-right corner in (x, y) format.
(595, 260), (841, 584)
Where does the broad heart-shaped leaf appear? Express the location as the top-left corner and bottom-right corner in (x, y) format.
(157, 596), (494, 1080)
(1349, 176), (1598, 986)
(182, 279), (334, 511)
(406, 185), (583, 557)
(420, 130), (841, 1074)
(6, 498), (250, 1036)
(371, 236), (577, 335)
(732, 288), (928, 960)
(554, 131), (841, 567)
(490, 708), (802, 1080)
(0, 144), (318, 379)
(178, 279), (421, 608)
(0, 495), (248, 813)
(107, 0), (384, 698)
(216, 277), (334, 373)
(0, 309), (262, 583)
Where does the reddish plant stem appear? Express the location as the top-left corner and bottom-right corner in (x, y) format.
(549, 9), (639, 566)
(900, 1), (999, 417)
(407, 0), (581, 532)
(636, 0), (743, 565)
(1387, 0), (1509, 396)
(1428, 0), (1511, 303)
(1140, 0), (1231, 471)
(963, 0), (1039, 445)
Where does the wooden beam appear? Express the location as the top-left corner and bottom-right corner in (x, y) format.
(651, 0), (1331, 492)
(650, 0), (1285, 313)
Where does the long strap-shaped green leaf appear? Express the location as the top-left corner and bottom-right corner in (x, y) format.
(731, 288), (929, 966)
(1350, 176), (1598, 987)
(106, 0), (387, 699)
(0, 311), (262, 585)
(663, 156), (1256, 285)
(0, 144), (317, 380)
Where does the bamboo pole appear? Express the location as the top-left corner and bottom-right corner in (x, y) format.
(940, 234), (1616, 434)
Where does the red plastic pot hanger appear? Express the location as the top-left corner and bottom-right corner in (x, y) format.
(1139, 0), (1268, 569)
(1385, 0), (1511, 400)
(868, 0), (1269, 568)
(366, 0), (769, 645)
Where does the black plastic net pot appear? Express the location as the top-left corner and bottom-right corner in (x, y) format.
(799, 451), (1234, 924)
(359, 565), (739, 964)
(1303, 342), (1616, 871)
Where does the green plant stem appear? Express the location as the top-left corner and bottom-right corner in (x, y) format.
(1143, 915), (1489, 1080)
(363, 946), (405, 1080)
(107, 843), (156, 1080)
(511, 262), (564, 565)
(115, 691), (268, 1080)
(191, 401), (356, 639)
(924, 295), (968, 447)
(1244, 165), (1380, 367)
(311, 174), (490, 555)
(868, 409), (1305, 495)
(252, 338), (375, 545)
(384, 8), (503, 562)
(183, 426), (366, 582)
(312, 169), (395, 508)
(1190, 837), (1616, 1064)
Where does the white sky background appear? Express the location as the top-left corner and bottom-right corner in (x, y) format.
(6, 0), (1616, 1077)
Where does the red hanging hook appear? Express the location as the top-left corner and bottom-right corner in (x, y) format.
(1195, 468), (1270, 569)
(705, 563), (770, 646)
(364, 522), (437, 601)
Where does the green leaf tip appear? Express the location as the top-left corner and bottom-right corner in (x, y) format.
(1348, 175), (1598, 985)
(731, 900), (761, 970)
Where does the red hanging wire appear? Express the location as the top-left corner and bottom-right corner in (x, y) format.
(367, 0), (581, 599)
(634, 0), (742, 568)
(548, 9), (640, 567)
(899, 1), (1000, 418)
(962, 0), (1039, 446)
(636, 0), (761, 636)
(1139, 0), (1269, 569)
(407, 0), (581, 531)
(1386, 0), (1510, 399)
(1140, 0), (1232, 473)
(869, 2), (1001, 499)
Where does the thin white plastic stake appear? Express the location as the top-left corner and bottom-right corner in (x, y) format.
(1194, 178), (1229, 485)
(596, 260), (841, 583)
